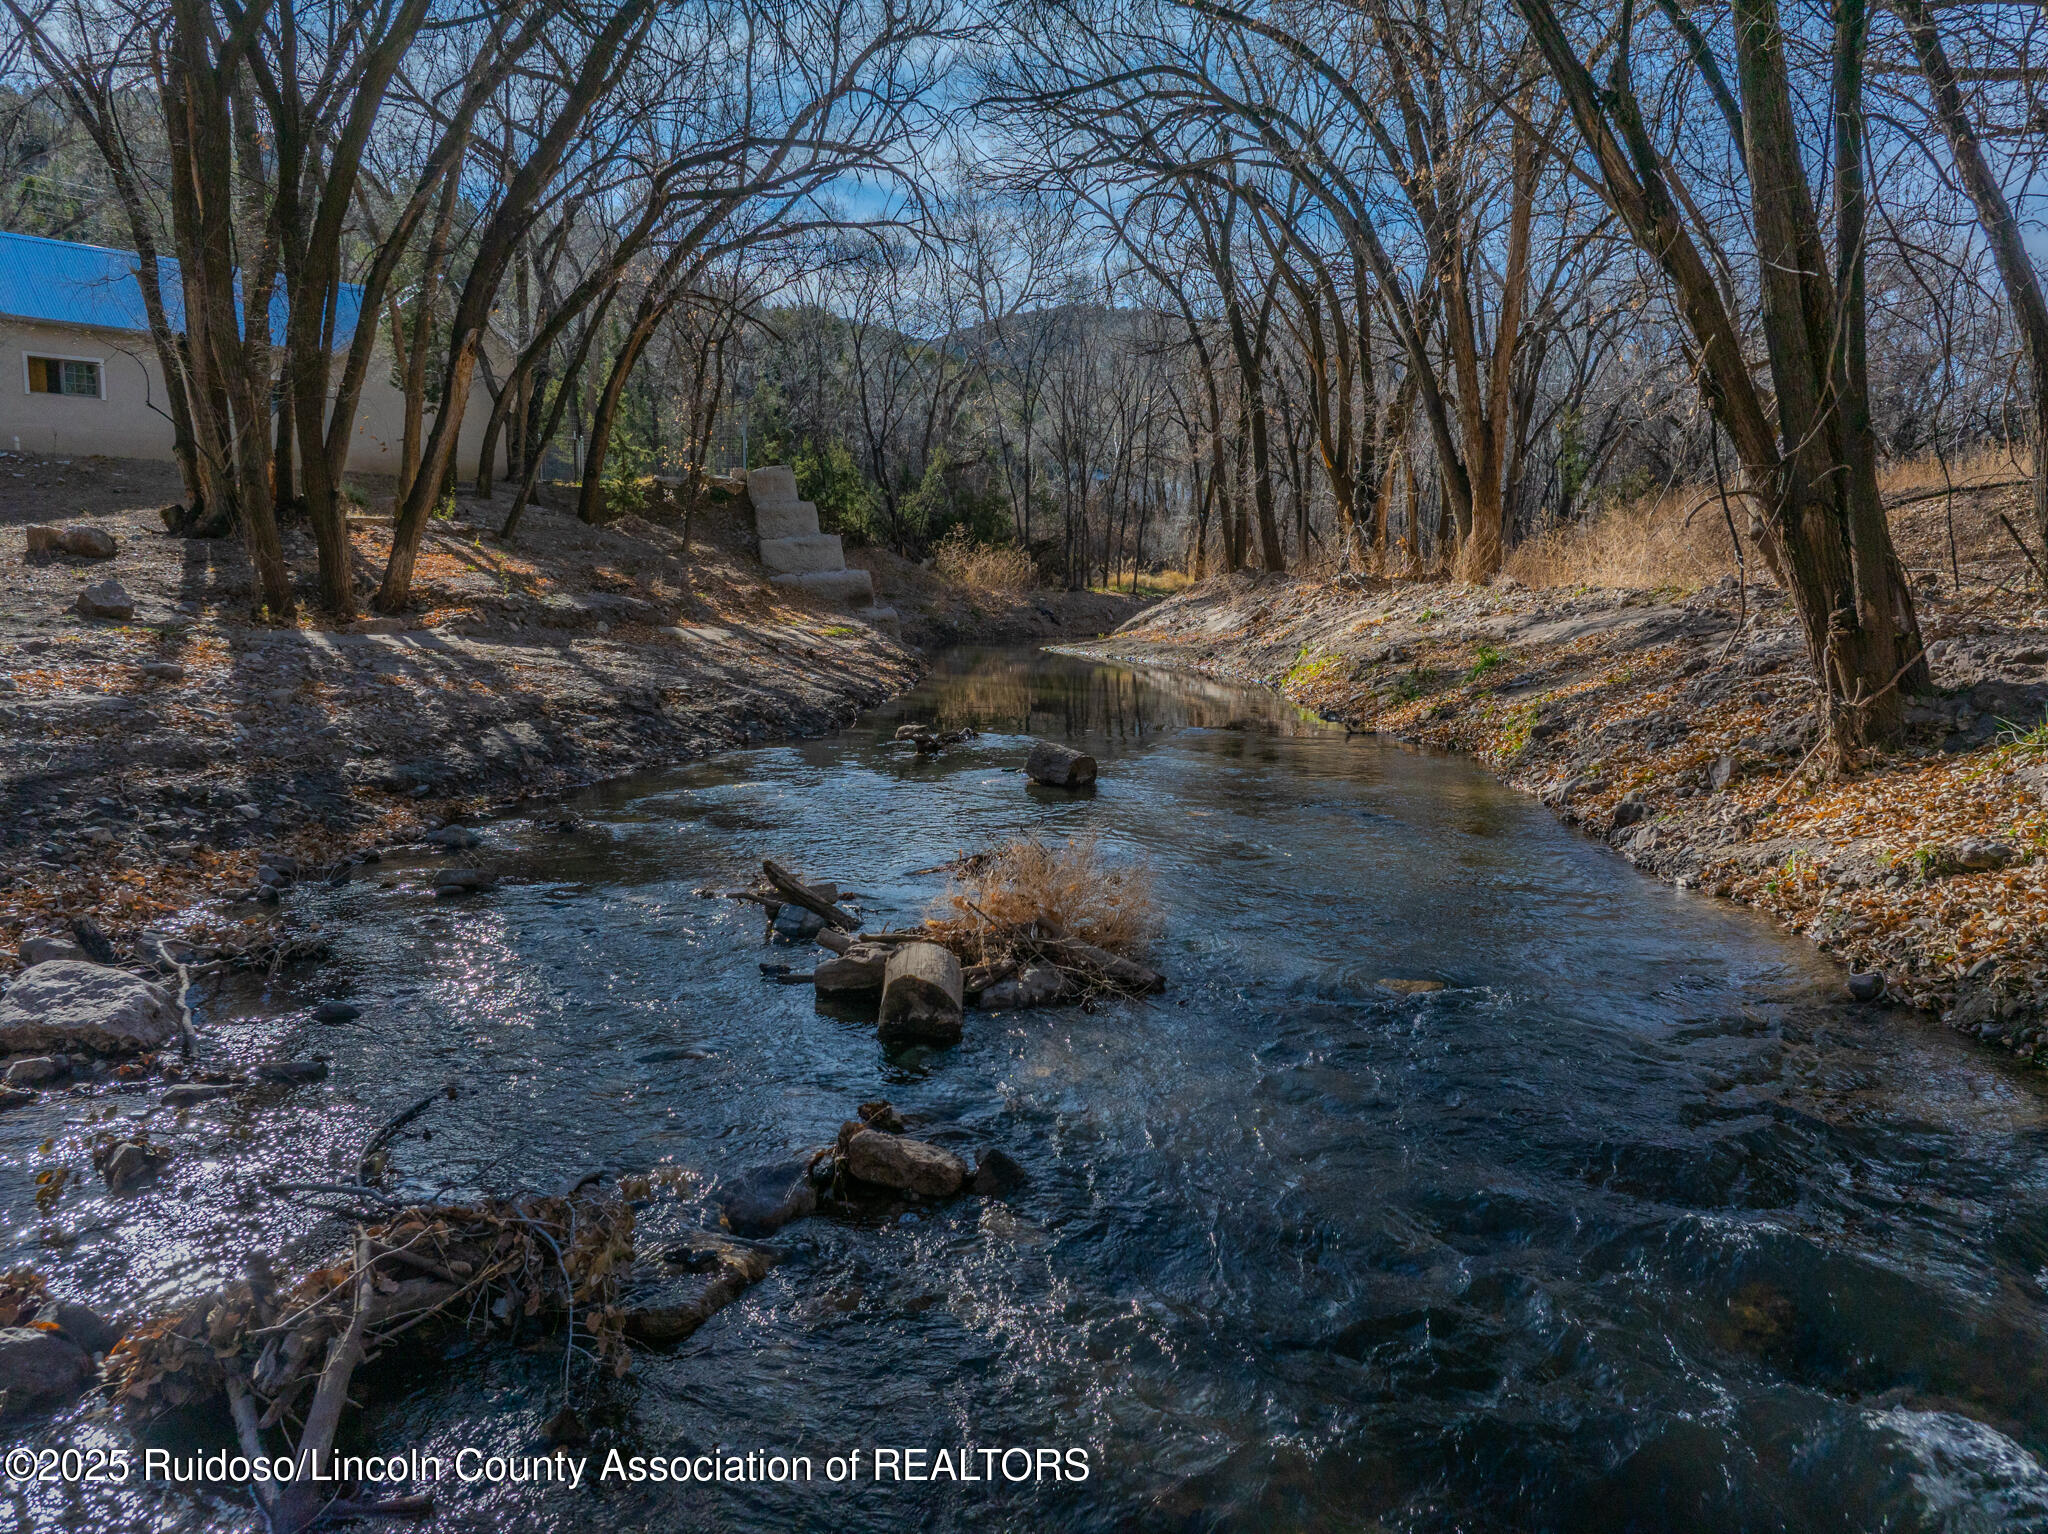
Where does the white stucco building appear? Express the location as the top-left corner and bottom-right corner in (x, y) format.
(0, 229), (500, 479)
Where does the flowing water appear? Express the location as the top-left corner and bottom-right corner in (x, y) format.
(10, 646), (2048, 1533)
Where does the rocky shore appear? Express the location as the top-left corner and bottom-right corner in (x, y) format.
(1076, 569), (2048, 1066)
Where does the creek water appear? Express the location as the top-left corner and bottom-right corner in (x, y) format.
(9, 646), (2048, 1533)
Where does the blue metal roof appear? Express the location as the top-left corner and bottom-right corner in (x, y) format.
(0, 229), (364, 341)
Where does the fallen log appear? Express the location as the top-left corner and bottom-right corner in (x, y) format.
(878, 942), (964, 1045)
(1025, 740), (1097, 788)
(761, 860), (860, 931)
(1036, 934), (1166, 995)
(815, 928), (856, 956)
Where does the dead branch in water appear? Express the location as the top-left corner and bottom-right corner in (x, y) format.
(106, 1182), (769, 1533)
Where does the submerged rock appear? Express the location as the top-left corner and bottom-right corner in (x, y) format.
(162, 1083), (240, 1108)
(719, 1157), (822, 1237)
(97, 1139), (172, 1192)
(0, 961), (180, 1055)
(971, 1148), (1029, 1197)
(1377, 978), (1447, 995)
(311, 1001), (360, 1025)
(254, 1059), (329, 1085)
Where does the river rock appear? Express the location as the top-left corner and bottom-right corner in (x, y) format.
(0, 961), (180, 1054)
(1025, 740), (1097, 788)
(36, 1300), (120, 1355)
(815, 945), (889, 997)
(254, 1059), (329, 1085)
(18, 934), (84, 966)
(972, 1148), (1029, 1197)
(0, 1327), (90, 1417)
(1846, 970), (1886, 1003)
(772, 903), (826, 942)
(162, 1083), (240, 1107)
(840, 1126), (968, 1198)
(0, 1088), (32, 1111)
(26, 523), (116, 559)
(1377, 978), (1446, 995)
(424, 825), (483, 849)
(857, 1099), (906, 1133)
(311, 1001), (360, 1024)
(5, 1056), (66, 1086)
(719, 1156), (822, 1236)
(433, 867), (497, 897)
(98, 1139), (171, 1191)
(978, 962), (1064, 1010)
(74, 579), (135, 621)
(1950, 837), (2017, 873)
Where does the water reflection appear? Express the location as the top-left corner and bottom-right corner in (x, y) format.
(6, 647), (2048, 1533)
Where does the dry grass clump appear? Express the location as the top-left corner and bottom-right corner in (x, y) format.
(932, 835), (1158, 958)
(934, 530), (1037, 597)
(1506, 486), (1740, 590)
(1505, 446), (2033, 592)
(1876, 443), (2027, 499)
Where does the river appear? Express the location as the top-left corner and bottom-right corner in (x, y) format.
(8, 646), (2048, 1532)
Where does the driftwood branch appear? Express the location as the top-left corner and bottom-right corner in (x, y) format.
(761, 860), (861, 930)
(358, 1083), (458, 1183)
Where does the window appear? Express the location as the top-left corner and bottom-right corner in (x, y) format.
(24, 355), (101, 398)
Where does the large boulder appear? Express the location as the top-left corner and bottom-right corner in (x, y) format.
(0, 1327), (91, 1418)
(840, 1126), (968, 1198)
(0, 961), (181, 1055)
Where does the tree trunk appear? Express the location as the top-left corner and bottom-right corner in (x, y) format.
(1893, 0), (2048, 550)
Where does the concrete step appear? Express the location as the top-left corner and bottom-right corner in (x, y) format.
(857, 604), (902, 640)
(760, 533), (846, 575)
(754, 498), (821, 542)
(770, 568), (875, 605)
(746, 465), (801, 503)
